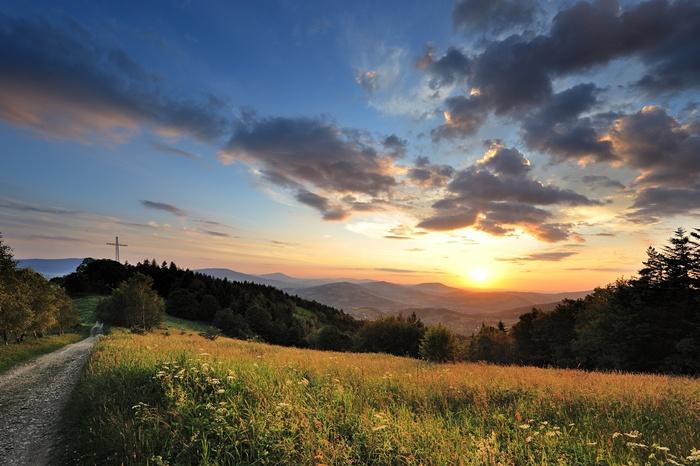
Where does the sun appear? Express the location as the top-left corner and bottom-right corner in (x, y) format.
(468, 267), (490, 285)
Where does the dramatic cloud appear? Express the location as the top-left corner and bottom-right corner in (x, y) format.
(140, 200), (187, 217)
(634, 1), (700, 93)
(521, 83), (615, 163)
(431, 95), (487, 140)
(477, 143), (531, 176)
(0, 14), (229, 142)
(295, 190), (349, 221)
(382, 134), (407, 158)
(407, 156), (455, 187)
(418, 46), (471, 90)
(220, 115), (399, 221)
(417, 143), (600, 241)
(453, 0), (540, 36)
(425, 0), (700, 137)
(610, 106), (700, 187)
(626, 184), (700, 223)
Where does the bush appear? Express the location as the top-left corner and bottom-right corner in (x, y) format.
(165, 288), (199, 319)
(420, 325), (457, 362)
(355, 314), (425, 357)
(310, 325), (354, 351)
(96, 273), (164, 330)
(213, 308), (252, 338)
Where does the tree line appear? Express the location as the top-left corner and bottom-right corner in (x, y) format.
(45, 226), (700, 374)
(467, 227), (700, 375)
(0, 234), (79, 344)
(56, 254), (456, 361)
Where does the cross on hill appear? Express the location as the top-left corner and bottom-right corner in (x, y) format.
(106, 236), (128, 262)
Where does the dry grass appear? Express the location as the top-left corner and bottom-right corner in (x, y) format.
(57, 330), (700, 465)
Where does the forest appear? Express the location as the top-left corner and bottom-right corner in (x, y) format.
(4, 227), (699, 375)
(0, 234), (79, 344)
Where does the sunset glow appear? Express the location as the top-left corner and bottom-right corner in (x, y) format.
(0, 0), (697, 293)
(467, 267), (491, 286)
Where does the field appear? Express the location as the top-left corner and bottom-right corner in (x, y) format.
(57, 330), (700, 465)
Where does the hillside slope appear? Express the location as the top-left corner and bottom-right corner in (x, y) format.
(57, 331), (700, 465)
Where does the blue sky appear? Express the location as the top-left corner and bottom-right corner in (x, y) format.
(1, 0), (699, 291)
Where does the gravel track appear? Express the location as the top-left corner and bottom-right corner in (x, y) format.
(0, 331), (99, 466)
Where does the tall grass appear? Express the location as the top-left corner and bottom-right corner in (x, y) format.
(57, 331), (700, 465)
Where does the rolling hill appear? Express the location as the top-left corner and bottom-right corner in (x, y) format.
(291, 280), (589, 314)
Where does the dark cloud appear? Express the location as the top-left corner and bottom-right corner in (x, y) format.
(140, 200), (187, 217)
(426, 0), (700, 139)
(417, 143), (599, 241)
(384, 235), (411, 240)
(418, 47), (471, 90)
(453, 0), (540, 36)
(477, 143), (531, 176)
(626, 184), (700, 223)
(407, 156), (455, 187)
(151, 142), (200, 160)
(610, 106), (700, 187)
(0, 14), (229, 142)
(431, 95), (487, 140)
(445, 165), (598, 207)
(382, 134), (407, 158)
(521, 83), (615, 163)
(581, 175), (625, 189)
(295, 190), (349, 221)
(220, 115), (397, 198)
(634, 0), (700, 93)
(498, 251), (578, 262)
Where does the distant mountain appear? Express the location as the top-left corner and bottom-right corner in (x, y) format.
(197, 268), (373, 289)
(17, 258), (84, 278)
(294, 282), (401, 311)
(293, 281), (588, 313)
(196, 268), (290, 289)
(187, 267), (590, 334)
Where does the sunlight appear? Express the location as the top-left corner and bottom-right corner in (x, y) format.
(468, 267), (490, 286)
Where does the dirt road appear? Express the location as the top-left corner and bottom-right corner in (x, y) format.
(0, 332), (99, 466)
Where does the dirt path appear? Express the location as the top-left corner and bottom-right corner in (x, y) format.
(0, 329), (100, 466)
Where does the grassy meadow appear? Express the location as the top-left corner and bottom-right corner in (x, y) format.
(57, 329), (700, 465)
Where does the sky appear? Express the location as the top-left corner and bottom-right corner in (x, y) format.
(0, 0), (699, 291)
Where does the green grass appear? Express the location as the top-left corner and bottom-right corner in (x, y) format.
(73, 295), (104, 327)
(56, 330), (700, 465)
(0, 333), (84, 374)
(163, 315), (214, 333)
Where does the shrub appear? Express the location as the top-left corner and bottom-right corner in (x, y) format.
(96, 273), (164, 330)
(420, 325), (457, 362)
